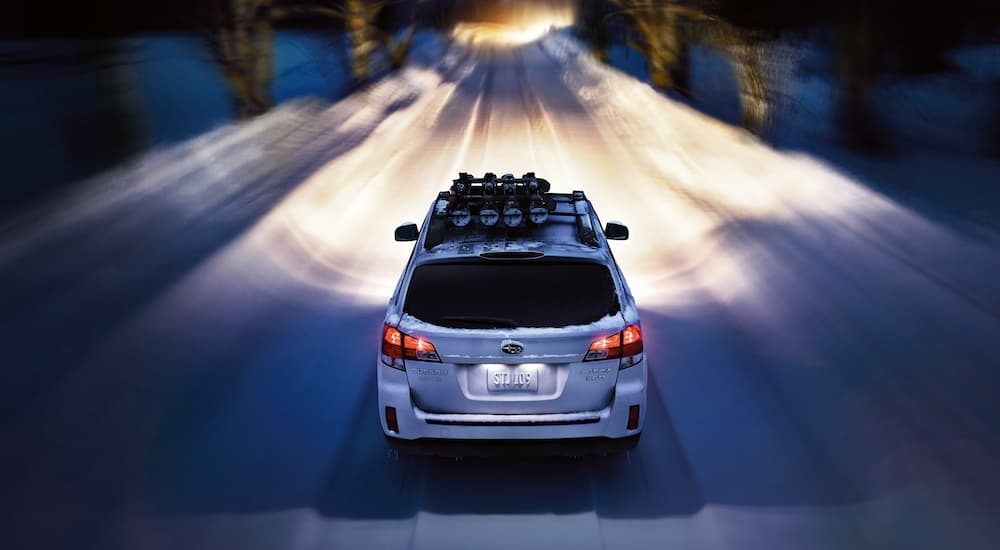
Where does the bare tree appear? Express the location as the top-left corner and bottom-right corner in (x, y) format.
(834, 1), (888, 152)
(578, 0), (614, 63)
(609, 0), (712, 92)
(271, 0), (422, 83)
(610, 1), (776, 135)
(698, 18), (773, 135)
(208, 0), (275, 118)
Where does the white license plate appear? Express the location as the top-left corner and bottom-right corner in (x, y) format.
(487, 366), (539, 392)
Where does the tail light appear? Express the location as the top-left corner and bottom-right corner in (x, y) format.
(404, 333), (440, 362)
(382, 324), (440, 369)
(584, 324), (643, 369)
(621, 324), (642, 357)
(585, 332), (620, 361)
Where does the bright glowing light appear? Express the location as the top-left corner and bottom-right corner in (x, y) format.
(453, 22), (564, 46)
(451, 4), (576, 46)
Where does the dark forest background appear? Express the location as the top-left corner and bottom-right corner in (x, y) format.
(6, 1), (1000, 39)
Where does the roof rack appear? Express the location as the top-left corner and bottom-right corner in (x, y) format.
(423, 173), (598, 250)
(444, 172), (554, 227)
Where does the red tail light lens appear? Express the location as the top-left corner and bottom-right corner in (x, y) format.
(403, 334), (440, 362)
(382, 324), (405, 370)
(585, 332), (622, 361)
(382, 324), (440, 369)
(584, 324), (643, 368)
(382, 325), (403, 358)
(622, 324), (643, 357)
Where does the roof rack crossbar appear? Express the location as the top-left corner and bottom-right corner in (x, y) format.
(572, 190), (598, 247)
(423, 173), (596, 250)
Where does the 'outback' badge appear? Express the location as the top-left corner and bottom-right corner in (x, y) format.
(500, 340), (524, 355)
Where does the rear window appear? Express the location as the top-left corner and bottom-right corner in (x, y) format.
(403, 261), (619, 328)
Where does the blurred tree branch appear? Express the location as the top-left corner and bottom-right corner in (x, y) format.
(609, 0), (714, 91)
(271, 0), (423, 82)
(208, 0), (275, 118)
(608, 1), (774, 135)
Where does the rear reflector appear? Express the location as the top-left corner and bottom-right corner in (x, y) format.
(386, 406), (399, 433)
(627, 405), (640, 430)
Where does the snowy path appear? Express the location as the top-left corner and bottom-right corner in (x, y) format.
(2, 31), (999, 550)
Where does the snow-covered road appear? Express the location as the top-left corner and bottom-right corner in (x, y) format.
(2, 28), (999, 550)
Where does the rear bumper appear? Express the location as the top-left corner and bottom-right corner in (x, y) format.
(385, 434), (640, 458)
(376, 357), (646, 447)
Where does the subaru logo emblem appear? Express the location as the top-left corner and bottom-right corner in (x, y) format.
(500, 341), (524, 355)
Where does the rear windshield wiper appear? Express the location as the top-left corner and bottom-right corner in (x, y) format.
(435, 316), (520, 328)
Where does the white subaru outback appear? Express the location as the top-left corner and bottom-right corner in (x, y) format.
(378, 172), (646, 456)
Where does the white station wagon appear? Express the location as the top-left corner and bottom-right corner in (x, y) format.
(378, 172), (646, 456)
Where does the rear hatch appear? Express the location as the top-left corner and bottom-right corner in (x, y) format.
(397, 259), (625, 415)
